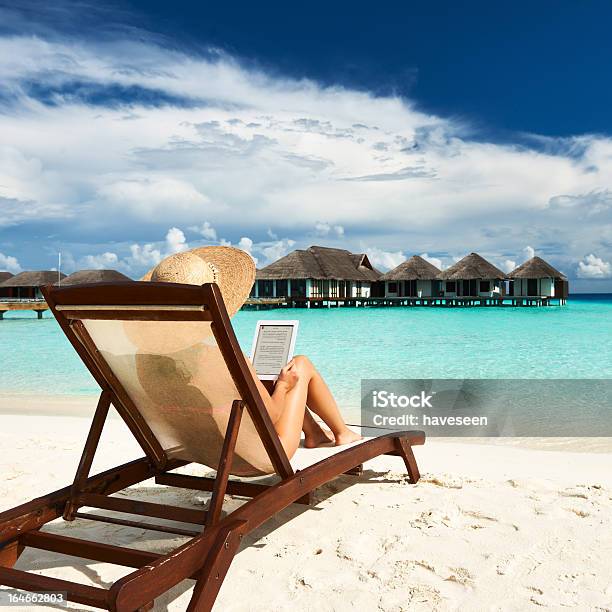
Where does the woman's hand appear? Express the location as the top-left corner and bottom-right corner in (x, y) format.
(276, 360), (299, 392)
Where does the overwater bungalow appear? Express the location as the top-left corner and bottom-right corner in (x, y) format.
(252, 245), (382, 301)
(0, 271), (66, 300)
(380, 255), (442, 298)
(438, 253), (506, 298)
(508, 256), (568, 301)
(60, 269), (133, 285)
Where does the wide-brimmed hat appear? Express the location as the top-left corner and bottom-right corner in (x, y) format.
(141, 246), (255, 317)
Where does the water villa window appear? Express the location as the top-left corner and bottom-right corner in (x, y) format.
(310, 280), (323, 298)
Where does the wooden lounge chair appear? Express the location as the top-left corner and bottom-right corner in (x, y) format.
(0, 281), (425, 611)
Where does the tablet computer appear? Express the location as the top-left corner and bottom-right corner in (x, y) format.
(250, 320), (299, 381)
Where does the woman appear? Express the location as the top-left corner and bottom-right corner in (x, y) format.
(147, 246), (361, 462)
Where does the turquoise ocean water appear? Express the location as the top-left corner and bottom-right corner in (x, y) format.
(1, 294), (610, 409)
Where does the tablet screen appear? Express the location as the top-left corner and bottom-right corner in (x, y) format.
(251, 321), (298, 379)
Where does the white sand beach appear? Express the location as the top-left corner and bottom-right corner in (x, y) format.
(1, 398), (611, 611)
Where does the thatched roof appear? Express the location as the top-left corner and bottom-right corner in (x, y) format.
(0, 272), (14, 283)
(438, 253), (506, 280)
(351, 253), (382, 281)
(380, 255), (441, 281)
(60, 269), (133, 286)
(508, 256), (566, 279)
(0, 271), (67, 287)
(256, 246), (381, 281)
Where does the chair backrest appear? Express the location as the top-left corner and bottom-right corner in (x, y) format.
(43, 282), (293, 478)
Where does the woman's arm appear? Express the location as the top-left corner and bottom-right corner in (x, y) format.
(243, 355), (298, 425)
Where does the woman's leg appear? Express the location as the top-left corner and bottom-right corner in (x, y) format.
(247, 358), (310, 457)
(302, 409), (334, 448)
(246, 355), (359, 457)
(292, 355), (361, 446)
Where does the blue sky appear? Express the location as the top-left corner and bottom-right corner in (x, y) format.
(0, 0), (611, 290)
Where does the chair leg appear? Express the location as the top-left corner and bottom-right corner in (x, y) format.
(64, 391), (111, 520)
(186, 520), (248, 612)
(394, 437), (421, 483)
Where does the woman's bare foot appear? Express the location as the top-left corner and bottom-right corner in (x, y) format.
(304, 428), (335, 448)
(334, 428), (363, 446)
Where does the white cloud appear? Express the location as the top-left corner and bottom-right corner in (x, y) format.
(523, 246), (535, 261)
(366, 248), (405, 271)
(260, 239), (296, 265)
(0, 252), (22, 273)
(78, 226), (296, 275)
(548, 190), (612, 216)
(165, 227), (188, 254)
(77, 229), (184, 276)
(314, 221), (344, 238)
(0, 24), (610, 280)
(218, 235), (295, 266)
(238, 237), (253, 251)
(97, 178), (210, 221)
(237, 236), (258, 266)
(124, 228), (189, 272)
(577, 254), (611, 279)
(190, 221), (217, 240)
(500, 259), (517, 273)
(128, 243), (162, 268)
(79, 252), (119, 270)
(420, 252), (443, 270)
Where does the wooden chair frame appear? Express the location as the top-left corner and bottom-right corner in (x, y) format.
(0, 281), (425, 611)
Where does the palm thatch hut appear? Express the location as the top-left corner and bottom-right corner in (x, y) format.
(438, 253), (506, 297)
(380, 255), (442, 297)
(0, 271), (66, 299)
(60, 269), (133, 286)
(254, 246), (382, 299)
(508, 256), (568, 298)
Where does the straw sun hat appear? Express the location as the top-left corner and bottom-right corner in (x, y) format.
(141, 246), (255, 317)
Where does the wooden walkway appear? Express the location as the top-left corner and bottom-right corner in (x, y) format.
(244, 296), (567, 309)
(0, 300), (48, 319)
